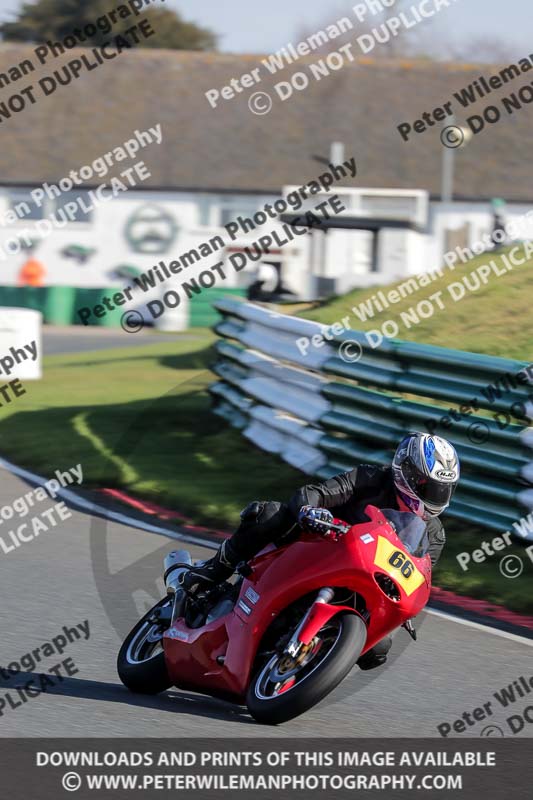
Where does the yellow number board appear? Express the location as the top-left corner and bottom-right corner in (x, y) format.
(373, 535), (425, 597)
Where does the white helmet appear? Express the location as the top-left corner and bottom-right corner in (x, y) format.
(392, 433), (460, 517)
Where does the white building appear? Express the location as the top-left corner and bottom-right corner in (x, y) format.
(0, 46), (530, 327)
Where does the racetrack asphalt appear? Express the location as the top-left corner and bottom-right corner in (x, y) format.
(41, 325), (200, 356)
(1, 465), (531, 739)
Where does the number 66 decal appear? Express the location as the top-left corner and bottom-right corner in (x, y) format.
(388, 550), (414, 579)
(373, 537), (425, 596)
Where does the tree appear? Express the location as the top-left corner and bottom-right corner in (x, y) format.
(0, 0), (217, 51)
(436, 36), (518, 64)
(293, 1), (430, 62)
(293, 4), (516, 64)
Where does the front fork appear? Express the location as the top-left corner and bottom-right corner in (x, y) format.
(283, 588), (417, 661)
(284, 587), (335, 657)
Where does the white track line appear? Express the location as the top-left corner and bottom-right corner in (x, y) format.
(2, 455), (532, 645)
(0, 456), (220, 551)
(425, 608), (533, 646)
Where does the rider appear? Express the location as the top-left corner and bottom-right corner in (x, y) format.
(182, 432), (460, 669)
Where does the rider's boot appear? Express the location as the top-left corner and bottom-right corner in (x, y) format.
(180, 540), (239, 594)
(357, 635), (392, 670)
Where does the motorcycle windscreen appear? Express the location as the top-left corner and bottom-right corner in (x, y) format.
(380, 509), (429, 557)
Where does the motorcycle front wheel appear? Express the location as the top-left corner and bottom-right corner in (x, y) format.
(246, 611), (366, 725)
(117, 597), (173, 695)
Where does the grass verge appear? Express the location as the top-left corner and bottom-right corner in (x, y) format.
(302, 245), (533, 358)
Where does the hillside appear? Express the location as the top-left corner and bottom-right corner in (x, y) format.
(302, 245), (533, 360)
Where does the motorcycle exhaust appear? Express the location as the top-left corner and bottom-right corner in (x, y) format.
(164, 550), (192, 595)
(164, 550), (193, 625)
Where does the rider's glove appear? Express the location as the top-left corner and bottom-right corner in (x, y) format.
(298, 505), (334, 533)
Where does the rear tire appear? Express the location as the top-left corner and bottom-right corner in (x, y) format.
(117, 597), (172, 695)
(246, 611), (366, 725)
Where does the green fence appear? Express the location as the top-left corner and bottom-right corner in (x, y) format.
(211, 299), (533, 534)
(0, 286), (246, 328)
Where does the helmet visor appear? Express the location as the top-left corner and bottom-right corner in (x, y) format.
(402, 459), (457, 513)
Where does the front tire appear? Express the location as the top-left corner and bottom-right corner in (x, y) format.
(246, 611), (366, 725)
(117, 597), (172, 695)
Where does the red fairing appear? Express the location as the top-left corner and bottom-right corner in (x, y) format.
(163, 505), (431, 703)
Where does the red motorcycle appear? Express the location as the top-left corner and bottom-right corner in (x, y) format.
(118, 505), (431, 724)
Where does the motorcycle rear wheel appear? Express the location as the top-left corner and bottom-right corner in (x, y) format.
(247, 611), (366, 725)
(117, 597), (172, 695)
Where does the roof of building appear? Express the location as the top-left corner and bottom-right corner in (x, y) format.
(0, 44), (530, 201)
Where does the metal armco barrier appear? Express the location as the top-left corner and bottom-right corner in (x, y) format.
(211, 299), (533, 536)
